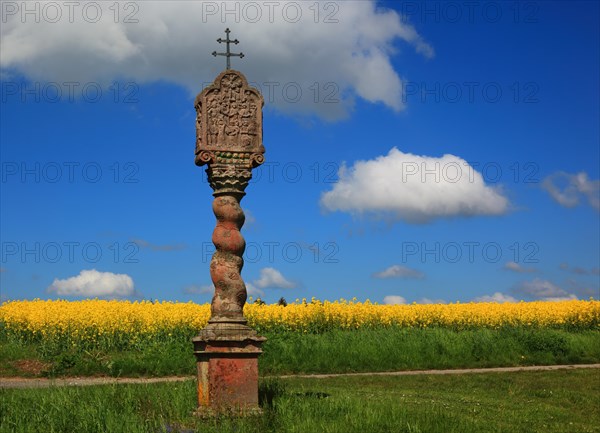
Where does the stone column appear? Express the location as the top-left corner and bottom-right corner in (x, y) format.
(192, 69), (266, 414)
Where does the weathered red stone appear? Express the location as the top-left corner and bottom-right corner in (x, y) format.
(193, 336), (264, 412)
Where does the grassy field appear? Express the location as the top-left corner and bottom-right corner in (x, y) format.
(2, 300), (598, 432)
(2, 369), (598, 433)
(2, 327), (600, 377)
(2, 299), (598, 376)
(261, 327), (600, 374)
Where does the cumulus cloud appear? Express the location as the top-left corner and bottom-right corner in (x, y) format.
(184, 282), (265, 297)
(47, 269), (134, 298)
(474, 292), (518, 303)
(132, 238), (186, 252)
(254, 267), (296, 289)
(564, 279), (599, 299)
(320, 147), (509, 223)
(542, 171), (600, 211)
(243, 208), (257, 228)
(373, 264), (424, 279)
(513, 278), (577, 302)
(503, 261), (536, 273)
(187, 267), (295, 299)
(0, 1), (433, 120)
(416, 298), (446, 304)
(383, 295), (407, 305)
(572, 267), (591, 275)
(245, 282), (264, 298)
(559, 263), (600, 276)
(183, 284), (214, 295)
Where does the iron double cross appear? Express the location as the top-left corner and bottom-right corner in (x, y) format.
(212, 28), (244, 70)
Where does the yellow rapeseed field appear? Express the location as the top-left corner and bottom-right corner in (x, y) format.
(1, 299), (598, 351)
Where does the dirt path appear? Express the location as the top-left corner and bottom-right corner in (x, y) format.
(276, 363), (600, 379)
(0, 376), (193, 389)
(1, 364), (599, 389)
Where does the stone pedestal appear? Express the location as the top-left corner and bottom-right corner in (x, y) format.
(193, 322), (266, 414)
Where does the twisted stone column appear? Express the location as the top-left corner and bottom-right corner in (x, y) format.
(198, 158), (262, 338)
(209, 193), (247, 322)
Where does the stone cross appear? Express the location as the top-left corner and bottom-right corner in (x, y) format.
(212, 28), (245, 70)
(192, 30), (265, 415)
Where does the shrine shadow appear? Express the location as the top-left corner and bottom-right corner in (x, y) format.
(259, 378), (330, 408)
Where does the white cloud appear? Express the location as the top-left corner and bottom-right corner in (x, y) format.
(243, 208), (256, 227)
(185, 267), (294, 300)
(514, 278), (578, 302)
(383, 295), (407, 305)
(559, 263), (600, 276)
(184, 282), (264, 297)
(320, 148), (509, 223)
(183, 284), (214, 295)
(538, 295), (579, 302)
(245, 282), (264, 298)
(373, 264), (424, 279)
(47, 269), (134, 298)
(474, 292), (518, 303)
(503, 261), (536, 273)
(571, 267), (590, 275)
(542, 171), (600, 211)
(254, 267), (296, 289)
(0, 1), (433, 120)
(564, 279), (599, 299)
(416, 298), (446, 304)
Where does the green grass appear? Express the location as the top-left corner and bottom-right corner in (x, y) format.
(2, 328), (599, 377)
(261, 327), (600, 374)
(1, 369), (599, 433)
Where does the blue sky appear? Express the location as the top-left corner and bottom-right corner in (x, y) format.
(1, 1), (598, 305)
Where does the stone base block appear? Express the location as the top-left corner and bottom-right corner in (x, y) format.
(193, 323), (266, 414)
